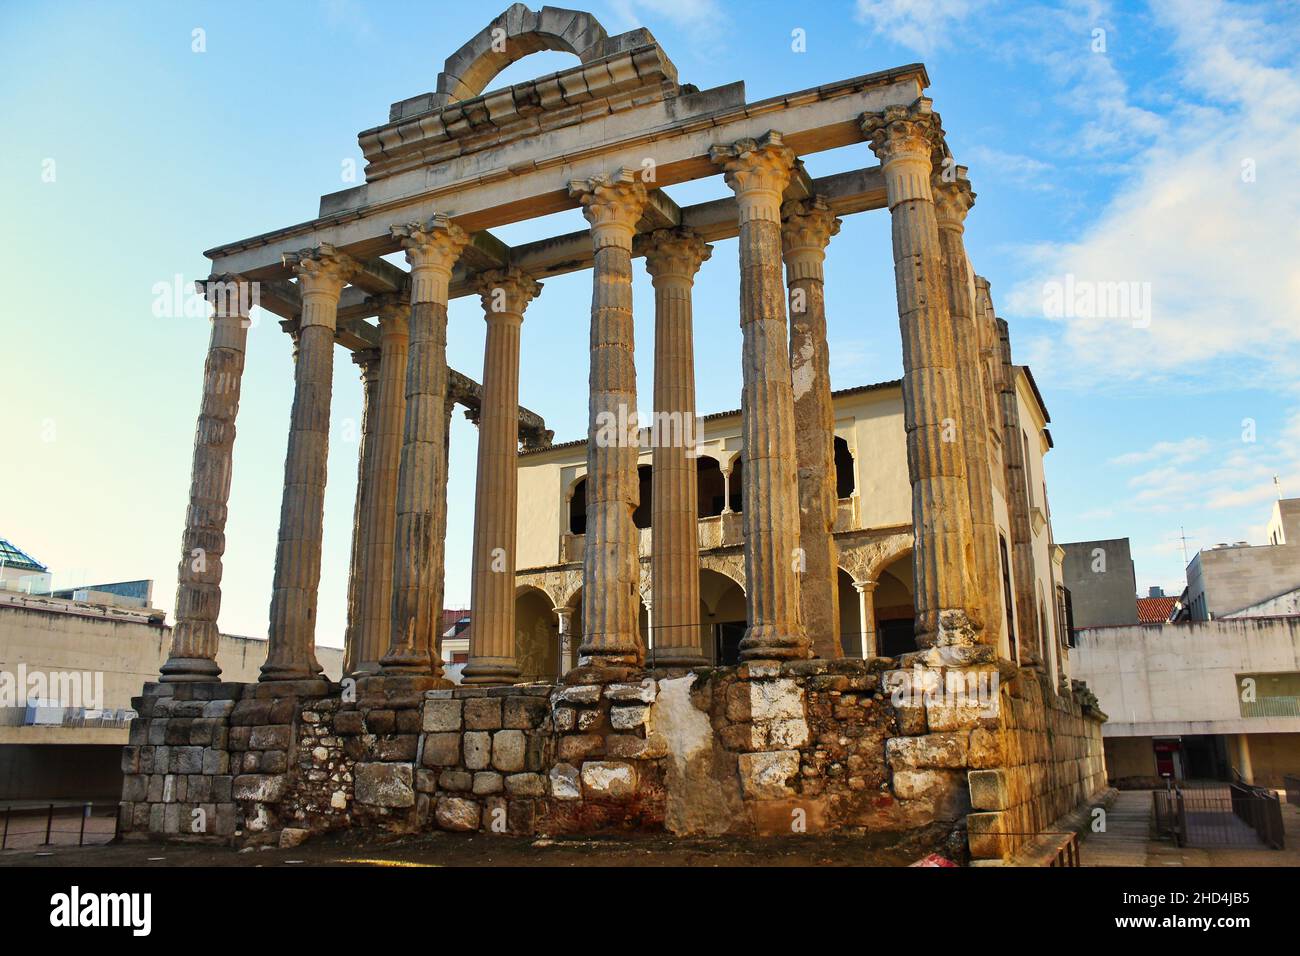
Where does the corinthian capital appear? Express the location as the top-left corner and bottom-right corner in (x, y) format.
(475, 267), (542, 316)
(780, 196), (841, 263)
(372, 293), (410, 335)
(860, 97), (945, 165)
(931, 165), (976, 227)
(283, 243), (359, 299)
(710, 130), (795, 204)
(569, 168), (648, 244)
(639, 227), (712, 283)
(390, 214), (469, 275)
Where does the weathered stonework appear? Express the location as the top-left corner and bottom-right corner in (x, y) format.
(121, 660), (1105, 862)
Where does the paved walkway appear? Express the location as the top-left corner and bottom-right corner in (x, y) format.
(1082, 790), (1300, 867)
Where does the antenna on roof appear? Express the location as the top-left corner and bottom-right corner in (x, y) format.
(1275, 474), (1283, 500)
(1179, 526), (1190, 566)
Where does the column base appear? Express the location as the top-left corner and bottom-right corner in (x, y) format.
(738, 624), (812, 663)
(460, 657), (522, 686)
(259, 662), (325, 683)
(158, 657), (222, 683)
(564, 662), (640, 685)
(648, 649), (709, 669)
(378, 647), (439, 677)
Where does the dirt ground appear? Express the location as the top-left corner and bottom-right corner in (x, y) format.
(0, 829), (927, 867)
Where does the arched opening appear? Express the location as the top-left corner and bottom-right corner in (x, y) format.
(696, 456), (726, 517)
(568, 476), (586, 535)
(728, 458), (743, 513)
(699, 568), (746, 665)
(834, 436), (855, 499)
(514, 587), (558, 682)
(837, 568), (861, 657)
(874, 551), (917, 658)
(633, 464), (653, 530)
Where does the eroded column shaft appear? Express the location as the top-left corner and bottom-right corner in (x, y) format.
(160, 277), (252, 682)
(643, 229), (711, 667)
(782, 197), (842, 659)
(862, 100), (981, 650)
(264, 248), (357, 681)
(711, 132), (810, 662)
(382, 217), (468, 678)
(343, 350), (380, 675)
(570, 170), (648, 674)
(463, 270), (541, 685)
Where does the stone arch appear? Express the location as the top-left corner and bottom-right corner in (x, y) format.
(435, 5), (610, 106)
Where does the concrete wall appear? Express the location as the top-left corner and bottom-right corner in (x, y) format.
(0, 594), (344, 748)
(1060, 538), (1138, 628)
(1071, 617), (1300, 738)
(1187, 541), (1300, 620)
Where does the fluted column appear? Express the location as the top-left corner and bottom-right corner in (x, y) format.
(710, 131), (810, 662)
(996, 317), (1041, 665)
(933, 168), (1001, 649)
(160, 275), (254, 682)
(343, 348), (381, 675)
(569, 169), (648, 678)
(861, 98), (982, 651)
(782, 196), (842, 659)
(642, 228), (711, 668)
(381, 215), (469, 678)
(263, 245), (358, 681)
(350, 299), (410, 674)
(462, 269), (542, 685)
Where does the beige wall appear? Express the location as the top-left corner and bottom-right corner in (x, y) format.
(515, 378), (1063, 670)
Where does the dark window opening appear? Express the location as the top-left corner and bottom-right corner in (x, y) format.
(834, 436), (855, 499)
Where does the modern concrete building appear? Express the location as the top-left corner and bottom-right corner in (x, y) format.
(1070, 499), (1300, 789)
(1072, 617), (1300, 788)
(0, 544), (343, 801)
(1059, 537), (1138, 629)
(1185, 497), (1300, 621)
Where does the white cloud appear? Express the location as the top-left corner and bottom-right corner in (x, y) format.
(1109, 436), (1211, 466)
(608, 0), (725, 33)
(1004, 0), (1300, 388)
(854, 0), (992, 56)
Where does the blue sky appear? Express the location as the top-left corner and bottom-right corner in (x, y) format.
(2, 0), (1297, 646)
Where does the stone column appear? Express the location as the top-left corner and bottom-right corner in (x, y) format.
(642, 228), (712, 669)
(352, 299), (410, 674)
(853, 579), (878, 658)
(160, 275), (254, 682)
(263, 245), (358, 682)
(861, 99), (982, 651)
(381, 215), (469, 678)
(553, 606), (575, 679)
(782, 196), (842, 659)
(933, 168), (1001, 648)
(568, 169), (648, 679)
(462, 269), (542, 685)
(996, 317), (1041, 665)
(343, 348), (381, 676)
(721, 462), (733, 514)
(710, 131), (810, 662)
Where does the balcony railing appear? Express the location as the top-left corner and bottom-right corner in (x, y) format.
(1239, 695), (1300, 718)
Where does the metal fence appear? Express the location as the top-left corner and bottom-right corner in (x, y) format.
(0, 802), (117, 850)
(1152, 783), (1284, 850)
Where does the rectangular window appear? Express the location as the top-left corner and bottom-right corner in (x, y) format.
(999, 534), (1016, 661)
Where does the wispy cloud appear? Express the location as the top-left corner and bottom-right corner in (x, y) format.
(1109, 437), (1211, 466)
(854, 0), (993, 56)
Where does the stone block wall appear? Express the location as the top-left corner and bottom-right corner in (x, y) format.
(119, 659), (1106, 862)
(965, 669), (1108, 861)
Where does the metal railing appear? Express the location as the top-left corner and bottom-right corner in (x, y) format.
(1152, 783), (1284, 850)
(0, 802), (118, 850)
